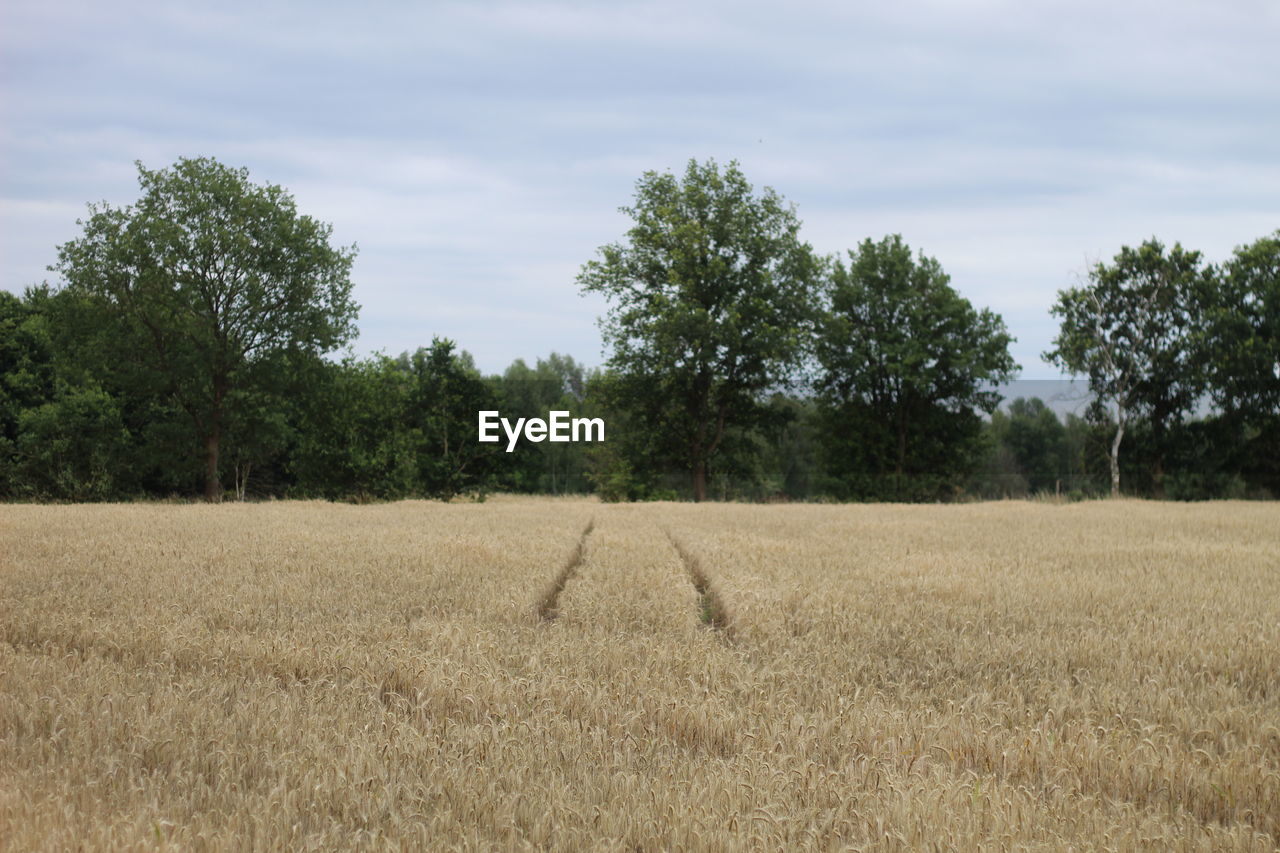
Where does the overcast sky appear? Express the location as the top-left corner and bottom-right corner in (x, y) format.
(3, 1), (1277, 378)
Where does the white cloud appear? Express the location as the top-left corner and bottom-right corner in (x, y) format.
(2, 0), (1277, 375)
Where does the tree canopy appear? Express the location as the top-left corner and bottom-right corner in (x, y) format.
(1044, 239), (1207, 496)
(1, 153), (1275, 504)
(1201, 232), (1280, 418)
(814, 234), (1017, 499)
(52, 157), (358, 501)
(577, 158), (819, 501)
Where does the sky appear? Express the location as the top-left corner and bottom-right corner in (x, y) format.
(2, 1), (1277, 379)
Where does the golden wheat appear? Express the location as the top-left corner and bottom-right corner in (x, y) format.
(1, 498), (1276, 850)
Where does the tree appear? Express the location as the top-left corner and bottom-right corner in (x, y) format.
(577, 158), (819, 501)
(1200, 231), (1280, 419)
(989, 398), (1067, 495)
(749, 393), (820, 501)
(1044, 239), (1206, 497)
(15, 385), (130, 501)
(493, 353), (592, 494)
(406, 338), (502, 500)
(0, 289), (58, 496)
(1198, 231), (1280, 497)
(814, 235), (1017, 500)
(288, 355), (419, 500)
(53, 157), (358, 501)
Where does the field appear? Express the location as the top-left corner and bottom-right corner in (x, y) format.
(1, 498), (1278, 851)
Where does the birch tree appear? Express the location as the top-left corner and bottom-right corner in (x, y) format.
(1044, 239), (1205, 497)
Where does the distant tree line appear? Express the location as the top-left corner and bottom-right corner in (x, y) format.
(1, 157), (1275, 502)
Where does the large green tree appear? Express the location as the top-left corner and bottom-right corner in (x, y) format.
(1200, 232), (1280, 418)
(53, 157), (358, 501)
(577, 158), (819, 501)
(1044, 239), (1207, 497)
(814, 235), (1017, 500)
(1199, 231), (1280, 496)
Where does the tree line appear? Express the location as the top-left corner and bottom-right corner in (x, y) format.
(1, 157), (1275, 502)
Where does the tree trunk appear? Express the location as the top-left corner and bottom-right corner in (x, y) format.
(203, 379), (227, 503)
(235, 462), (251, 502)
(203, 425), (222, 502)
(692, 459), (707, 503)
(1109, 408), (1125, 498)
(895, 406), (908, 499)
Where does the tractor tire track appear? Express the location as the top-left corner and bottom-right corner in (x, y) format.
(664, 528), (733, 635)
(536, 518), (595, 621)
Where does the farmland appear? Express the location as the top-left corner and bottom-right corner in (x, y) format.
(1, 498), (1277, 850)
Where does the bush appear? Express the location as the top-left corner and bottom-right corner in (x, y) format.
(15, 385), (130, 501)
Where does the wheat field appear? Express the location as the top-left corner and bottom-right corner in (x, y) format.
(1, 498), (1277, 851)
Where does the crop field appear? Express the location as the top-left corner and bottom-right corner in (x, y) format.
(1, 498), (1278, 851)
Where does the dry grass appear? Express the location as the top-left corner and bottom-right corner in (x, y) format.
(1, 498), (1277, 851)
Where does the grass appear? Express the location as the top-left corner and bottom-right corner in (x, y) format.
(1, 498), (1277, 850)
